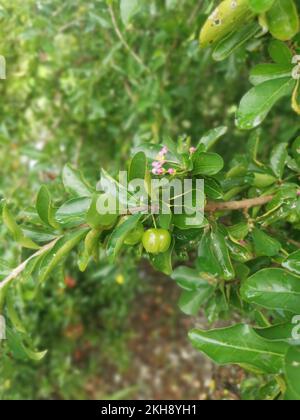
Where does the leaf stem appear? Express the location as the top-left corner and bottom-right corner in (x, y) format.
(107, 3), (150, 74)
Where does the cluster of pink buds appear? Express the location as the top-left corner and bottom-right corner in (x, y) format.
(151, 146), (176, 176)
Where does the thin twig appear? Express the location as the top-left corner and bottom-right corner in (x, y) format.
(107, 3), (150, 74)
(205, 195), (274, 212)
(0, 238), (61, 291)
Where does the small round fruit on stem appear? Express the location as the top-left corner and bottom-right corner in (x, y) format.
(142, 228), (172, 254)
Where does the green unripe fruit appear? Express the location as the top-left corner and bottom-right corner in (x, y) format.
(142, 229), (172, 255)
(124, 222), (144, 246)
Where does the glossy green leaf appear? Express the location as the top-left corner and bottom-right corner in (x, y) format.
(128, 151), (147, 182)
(213, 22), (260, 62)
(256, 322), (300, 345)
(252, 228), (281, 257)
(266, 0), (299, 41)
(284, 346), (300, 400)
(241, 268), (300, 313)
(197, 231), (223, 278)
(189, 324), (288, 374)
(192, 152), (224, 176)
(270, 142), (288, 178)
(106, 214), (141, 261)
(236, 78), (295, 130)
(56, 197), (91, 227)
(204, 178), (223, 200)
(150, 241), (174, 276)
(268, 40), (293, 64)
(3, 205), (39, 250)
(199, 0), (253, 48)
(228, 222), (249, 241)
(86, 194), (118, 229)
(282, 250), (300, 275)
(250, 64), (292, 86)
(210, 228), (235, 280)
(39, 230), (88, 283)
(248, 0), (275, 13)
(62, 164), (93, 198)
(172, 267), (215, 292)
(197, 126), (228, 151)
(36, 185), (59, 228)
(178, 287), (214, 316)
(173, 213), (207, 230)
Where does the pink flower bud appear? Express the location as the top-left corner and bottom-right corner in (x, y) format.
(189, 147), (197, 154)
(152, 161), (162, 168)
(157, 168), (165, 175)
(159, 146), (168, 157)
(168, 168), (176, 175)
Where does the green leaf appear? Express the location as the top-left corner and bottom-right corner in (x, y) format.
(78, 228), (101, 272)
(213, 22), (260, 62)
(248, 0), (275, 13)
(189, 324), (288, 374)
(106, 214), (141, 261)
(266, 0), (299, 41)
(192, 152), (224, 176)
(236, 78), (295, 130)
(56, 197), (91, 227)
(120, 0), (139, 26)
(6, 292), (26, 334)
(3, 205), (39, 250)
(197, 231), (223, 278)
(252, 228), (281, 257)
(197, 126), (227, 151)
(39, 230), (88, 283)
(268, 40), (293, 64)
(204, 178), (223, 200)
(7, 327), (47, 361)
(250, 64), (292, 86)
(284, 346), (300, 400)
(292, 136), (300, 165)
(241, 268), (300, 313)
(36, 185), (59, 228)
(256, 322), (299, 345)
(282, 250), (300, 275)
(172, 213), (207, 230)
(270, 142), (288, 179)
(199, 0), (254, 48)
(86, 194), (117, 228)
(172, 266), (215, 292)
(62, 164), (93, 198)
(128, 151), (146, 182)
(228, 222), (249, 241)
(178, 288), (214, 316)
(210, 228), (235, 280)
(150, 240), (174, 276)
